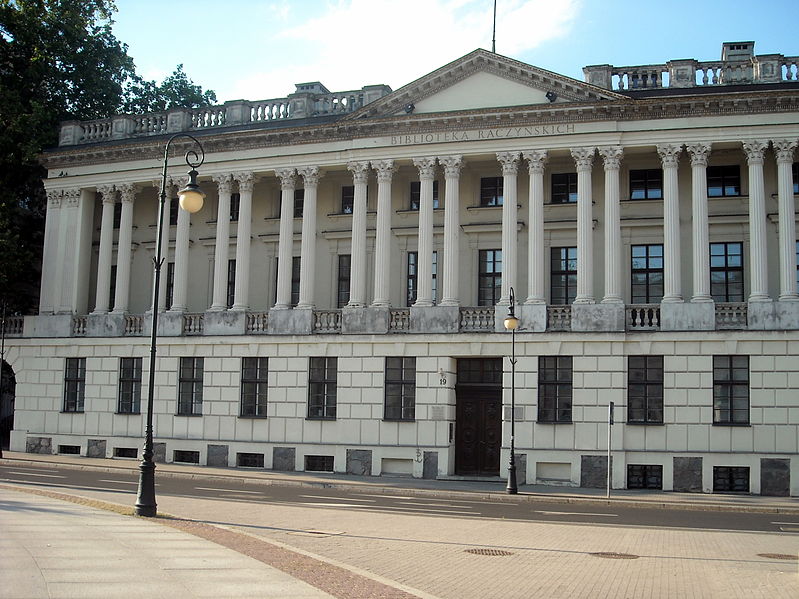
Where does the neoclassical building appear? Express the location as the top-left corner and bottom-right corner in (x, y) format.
(6, 41), (799, 495)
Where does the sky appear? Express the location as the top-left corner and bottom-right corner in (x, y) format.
(111, 0), (799, 104)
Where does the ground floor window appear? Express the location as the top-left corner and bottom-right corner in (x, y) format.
(713, 466), (750, 493)
(308, 357), (337, 419)
(627, 464), (663, 489)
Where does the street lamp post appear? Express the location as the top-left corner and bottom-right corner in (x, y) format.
(135, 134), (206, 517)
(503, 287), (519, 494)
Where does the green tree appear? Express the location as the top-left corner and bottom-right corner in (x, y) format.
(123, 64), (217, 114)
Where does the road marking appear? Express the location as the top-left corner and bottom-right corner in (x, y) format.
(300, 502), (376, 509)
(771, 521), (799, 525)
(299, 495), (375, 503)
(97, 479), (137, 485)
(535, 510), (619, 517)
(0, 467), (60, 473)
(370, 505), (480, 515)
(195, 487), (264, 494)
(399, 501), (472, 508)
(6, 471), (65, 478)
(779, 527), (799, 532)
(358, 494), (420, 500)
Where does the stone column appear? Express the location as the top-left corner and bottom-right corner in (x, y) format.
(686, 143), (713, 302)
(439, 155), (464, 306)
(93, 186), (116, 314)
(412, 157), (437, 307)
(497, 152), (520, 305)
(347, 161), (370, 307)
(297, 167), (322, 309)
(112, 184), (136, 314)
(522, 151), (547, 304)
(274, 168), (297, 309)
(209, 174), (233, 311)
(39, 190), (62, 314)
(657, 144), (683, 303)
(598, 146), (624, 303)
(774, 139), (799, 300)
(232, 172), (255, 311)
(168, 178), (189, 313)
(742, 140), (770, 302)
(571, 147), (596, 304)
(371, 160), (396, 307)
(152, 179), (173, 312)
(56, 189), (84, 313)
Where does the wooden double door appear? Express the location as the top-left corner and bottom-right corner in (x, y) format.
(455, 358), (502, 477)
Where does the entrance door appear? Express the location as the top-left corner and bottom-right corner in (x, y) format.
(455, 358), (502, 476)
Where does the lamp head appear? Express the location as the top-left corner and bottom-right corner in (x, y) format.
(503, 313), (519, 331)
(178, 168), (205, 213)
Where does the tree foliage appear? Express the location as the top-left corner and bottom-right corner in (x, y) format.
(123, 64), (217, 114)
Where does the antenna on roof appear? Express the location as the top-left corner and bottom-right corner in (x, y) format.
(492, 0), (497, 53)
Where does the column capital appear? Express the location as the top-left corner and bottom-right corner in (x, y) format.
(63, 188), (81, 207)
(233, 171), (257, 192)
(274, 168), (296, 190)
(742, 140), (768, 165)
(212, 173), (234, 194)
(598, 146), (624, 170)
(772, 138), (798, 163)
(117, 183), (137, 203)
(372, 160), (397, 182)
(46, 189), (62, 208)
(656, 143), (683, 168)
(439, 155), (464, 177)
(523, 150), (548, 174)
(412, 157), (437, 180)
(496, 151), (520, 175)
(570, 146), (596, 170)
(97, 185), (116, 204)
(686, 142), (712, 166)
(347, 161), (371, 184)
(298, 166), (323, 187)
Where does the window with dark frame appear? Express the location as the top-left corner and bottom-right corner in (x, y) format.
(550, 247), (577, 305)
(796, 240), (798, 289)
(479, 177), (503, 207)
(169, 196), (178, 226)
(165, 262), (175, 309)
(109, 264), (117, 311)
(291, 256), (301, 307)
(113, 201), (122, 229)
(240, 357), (268, 417)
(406, 251), (437, 306)
(707, 165), (741, 197)
(713, 355), (749, 425)
(478, 249), (502, 306)
(226, 259), (236, 308)
(229, 192), (241, 222)
(551, 172), (578, 204)
(713, 466), (750, 493)
(118, 357), (142, 414)
(710, 242), (744, 302)
(627, 356), (664, 424)
(538, 356), (572, 423)
(631, 244), (664, 303)
(294, 188), (304, 218)
(627, 464), (663, 489)
(384, 357), (416, 421)
(308, 357), (337, 419)
(63, 357), (86, 413)
(178, 357), (203, 416)
(409, 181), (439, 210)
(629, 168), (663, 200)
(793, 162), (798, 194)
(337, 255), (351, 308)
(341, 185), (354, 214)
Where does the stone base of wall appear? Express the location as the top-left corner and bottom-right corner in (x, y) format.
(86, 439), (107, 458)
(673, 456), (703, 492)
(760, 457), (790, 496)
(153, 442), (166, 463)
(273, 447), (296, 471)
(346, 449), (372, 475)
(26, 436), (52, 454)
(206, 444), (229, 467)
(580, 455), (610, 488)
(423, 451), (438, 479)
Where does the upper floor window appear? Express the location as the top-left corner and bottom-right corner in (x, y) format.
(337, 255), (351, 308)
(409, 181), (439, 210)
(792, 163), (798, 194)
(551, 173), (577, 204)
(63, 357), (86, 413)
(169, 196), (178, 226)
(478, 249), (502, 306)
(627, 356), (663, 424)
(629, 169), (663, 200)
(294, 188), (304, 218)
(113, 201), (122, 229)
(479, 177), (503, 207)
(308, 357), (337, 419)
(291, 256), (301, 307)
(710, 242), (743, 302)
(240, 357), (268, 418)
(384, 357), (416, 421)
(118, 357), (142, 415)
(631, 244), (663, 303)
(227, 259), (236, 308)
(109, 264), (117, 311)
(229, 192), (241, 222)
(407, 251), (437, 306)
(165, 262), (175, 309)
(178, 357), (203, 416)
(707, 165), (740, 197)
(713, 355), (749, 425)
(550, 247), (577, 305)
(538, 356), (572, 423)
(341, 185), (354, 214)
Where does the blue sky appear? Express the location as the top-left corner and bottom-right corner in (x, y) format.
(111, 0), (799, 103)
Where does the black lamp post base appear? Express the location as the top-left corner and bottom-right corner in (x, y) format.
(135, 459), (157, 517)
(506, 454), (518, 494)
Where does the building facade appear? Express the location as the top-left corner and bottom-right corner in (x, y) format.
(6, 42), (799, 495)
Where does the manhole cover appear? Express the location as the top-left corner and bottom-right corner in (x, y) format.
(589, 552), (639, 560)
(464, 548), (514, 556)
(757, 553), (797, 561)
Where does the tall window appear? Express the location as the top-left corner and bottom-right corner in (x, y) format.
(796, 240), (799, 289)
(308, 357), (337, 419)
(384, 357), (415, 421)
(178, 357), (203, 416)
(538, 356), (572, 423)
(792, 163), (798, 194)
(294, 188), (304, 218)
(710, 242), (743, 302)
(341, 185), (354, 214)
(409, 181), (439, 210)
(109, 264), (117, 310)
(478, 249), (502, 306)
(631, 244), (663, 303)
(337, 255), (351, 308)
(707, 165), (741, 197)
(113, 201), (122, 229)
(551, 173), (578, 204)
(479, 177), (503, 207)
(291, 256), (301, 307)
(63, 357), (86, 413)
(240, 357), (268, 418)
(713, 355), (749, 425)
(165, 262), (175, 309)
(229, 192), (241, 222)
(226, 259), (236, 308)
(550, 247), (577, 305)
(627, 356), (663, 424)
(118, 357), (142, 414)
(406, 251), (437, 306)
(629, 169), (663, 200)
(169, 197), (178, 226)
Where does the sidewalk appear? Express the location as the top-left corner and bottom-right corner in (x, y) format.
(2, 450), (798, 514)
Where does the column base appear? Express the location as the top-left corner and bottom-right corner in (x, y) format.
(748, 300), (799, 330)
(411, 305), (460, 333)
(571, 303), (625, 332)
(660, 301), (715, 331)
(342, 306), (389, 334)
(268, 308), (313, 335)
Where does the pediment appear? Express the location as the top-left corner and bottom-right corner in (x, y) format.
(347, 49), (627, 120)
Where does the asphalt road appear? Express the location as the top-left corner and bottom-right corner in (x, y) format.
(2, 462), (797, 535)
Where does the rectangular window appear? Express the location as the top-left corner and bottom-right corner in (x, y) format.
(550, 247), (577, 305)
(409, 180), (439, 210)
(63, 357), (86, 413)
(118, 357), (142, 414)
(629, 169), (663, 200)
(109, 264), (117, 311)
(113, 201), (122, 229)
(796, 240), (798, 289)
(226, 259), (236, 308)
(229, 192), (241, 222)
(406, 251), (437, 306)
(551, 172), (578, 204)
(710, 242), (744, 302)
(707, 165), (741, 197)
(538, 356), (572, 423)
(308, 357), (337, 419)
(713, 355), (749, 425)
(291, 256), (301, 307)
(384, 357), (416, 421)
(793, 162), (798, 195)
(178, 357), (203, 416)
(631, 244), (663, 303)
(294, 188), (304, 218)
(713, 466), (750, 493)
(169, 196), (178, 226)
(240, 357), (268, 417)
(478, 249), (502, 306)
(479, 177), (503, 207)
(337, 255), (351, 308)
(165, 262), (175, 309)
(627, 356), (663, 424)
(341, 185), (354, 214)
(627, 464), (663, 489)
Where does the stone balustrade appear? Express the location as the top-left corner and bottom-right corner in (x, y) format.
(389, 309), (410, 332)
(546, 306), (572, 331)
(2, 316), (24, 337)
(626, 304), (661, 330)
(245, 312), (269, 333)
(459, 307), (494, 332)
(716, 302), (748, 329)
(313, 310), (341, 334)
(123, 315), (143, 336)
(182, 313), (204, 335)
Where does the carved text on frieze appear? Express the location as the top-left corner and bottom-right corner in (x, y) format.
(390, 124), (577, 146)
